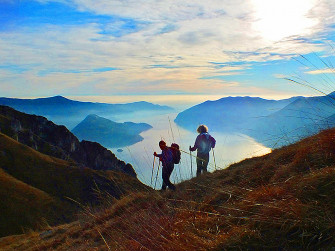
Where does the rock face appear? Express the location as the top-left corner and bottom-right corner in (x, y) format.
(0, 105), (136, 177)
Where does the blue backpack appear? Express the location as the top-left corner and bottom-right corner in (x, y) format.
(199, 133), (213, 154)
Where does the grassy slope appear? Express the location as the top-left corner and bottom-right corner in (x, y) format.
(1, 128), (335, 250)
(0, 133), (149, 238)
(0, 169), (64, 237)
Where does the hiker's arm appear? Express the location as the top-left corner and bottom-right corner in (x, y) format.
(190, 136), (200, 151)
(154, 152), (162, 157)
(211, 136), (216, 148)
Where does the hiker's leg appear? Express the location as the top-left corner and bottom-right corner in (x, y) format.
(161, 167), (168, 190)
(203, 153), (209, 173)
(197, 154), (206, 174)
(196, 156), (202, 176)
(165, 163), (176, 190)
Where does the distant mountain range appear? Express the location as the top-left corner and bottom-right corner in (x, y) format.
(175, 96), (301, 131)
(0, 96), (172, 129)
(248, 93), (335, 147)
(175, 93), (335, 148)
(72, 114), (152, 148)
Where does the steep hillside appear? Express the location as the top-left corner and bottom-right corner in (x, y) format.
(0, 105), (136, 177)
(0, 133), (149, 237)
(72, 114), (152, 148)
(0, 168), (64, 237)
(2, 128), (335, 250)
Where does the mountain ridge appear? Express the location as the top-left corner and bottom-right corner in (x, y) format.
(0, 96), (172, 129)
(0, 132), (149, 237)
(175, 94), (335, 147)
(175, 95), (301, 132)
(0, 95), (172, 108)
(248, 93), (335, 147)
(0, 105), (137, 177)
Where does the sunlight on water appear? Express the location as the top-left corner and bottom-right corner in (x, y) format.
(109, 111), (271, 189)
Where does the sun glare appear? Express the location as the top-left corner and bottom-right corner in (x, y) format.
(251, 0), (318, 41)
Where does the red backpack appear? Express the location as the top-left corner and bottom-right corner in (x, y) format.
(170, 143), (181, 164)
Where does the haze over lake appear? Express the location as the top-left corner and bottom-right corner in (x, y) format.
(107, 107), (271, 188)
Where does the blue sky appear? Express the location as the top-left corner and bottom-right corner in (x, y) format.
(1, 0), (335, 103)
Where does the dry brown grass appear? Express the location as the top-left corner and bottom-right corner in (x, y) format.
(1, 128), (335, 250)
(0, 132), (149, 238)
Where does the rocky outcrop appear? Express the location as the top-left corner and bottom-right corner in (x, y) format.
(0, 105), (136, 177)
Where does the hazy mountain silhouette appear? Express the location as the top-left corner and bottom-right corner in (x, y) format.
(175, 96), (301, 132)
(72, 114), (152, 148)
(175, 93), (335, 148)
(0, 96), (172, 129)
(248, 93), (335, 147)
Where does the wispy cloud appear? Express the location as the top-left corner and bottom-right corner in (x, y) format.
(273, 73), (287, 79)
(305, 69), (335, 74)
(38, 67), (120, 76)
(0, 0), (335, 98)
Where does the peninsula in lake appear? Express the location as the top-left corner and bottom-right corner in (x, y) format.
(72, 114), (153, 148)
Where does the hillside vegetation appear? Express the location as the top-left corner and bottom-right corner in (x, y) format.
(0, 133), (148, 237)
(1, 128), (335, 250)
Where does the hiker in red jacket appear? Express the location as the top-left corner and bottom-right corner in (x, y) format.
(154, 140), (176, 191)
(189, 125), (216, 176)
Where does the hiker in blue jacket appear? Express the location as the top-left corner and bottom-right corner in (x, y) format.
(189, 125), (216, 176)
(154, 140), (176, 191)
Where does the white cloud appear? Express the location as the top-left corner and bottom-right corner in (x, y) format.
(1, 0), (335, 97)
(273, 74), (287, 79)
(305, 69), (335, 74)
(70, 0), (243, 22)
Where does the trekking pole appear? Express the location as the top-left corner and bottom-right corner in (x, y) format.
(212, 148), (217, 171)
(190, 149), (193, 178)
(151, 156), (155, 186)
(154, 160), (161, 190)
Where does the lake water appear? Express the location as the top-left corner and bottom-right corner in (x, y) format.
(107, 110), (271, 189)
